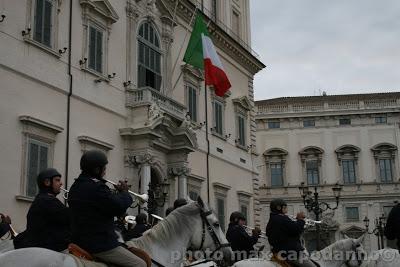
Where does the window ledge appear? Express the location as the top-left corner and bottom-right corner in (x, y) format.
(81, 67), (110, 83)
(236, 143), (248, 151)
(211, 131), (227, 141)
(15, 195), (34, 203)
(24, 37), (61, 58)
(19, 115), (64, 134)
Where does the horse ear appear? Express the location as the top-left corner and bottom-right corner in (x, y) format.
(186, 195), (195, 203)
(356, 234), (365, 243)
(344, 234), (350, 239)
(197, 196), (205, 208)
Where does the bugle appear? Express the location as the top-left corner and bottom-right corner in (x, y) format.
(288, 214), (322, 226)
(60, 188), (69, 200)
(105, 179), (149, 203)
(9, 224), (18, 238)
(243, 225), (267, 239)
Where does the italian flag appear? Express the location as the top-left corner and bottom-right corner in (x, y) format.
(183, 14), (231, 97)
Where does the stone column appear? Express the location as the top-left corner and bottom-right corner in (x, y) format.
(161, 16), (174, 95)
(169, 166), (190, 199)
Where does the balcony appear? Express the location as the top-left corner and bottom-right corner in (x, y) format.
(126, 86), (186, 121)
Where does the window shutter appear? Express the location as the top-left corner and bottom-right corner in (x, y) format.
(43, 0), (52, 47)
(96, 30), (103, 73)
(34, 0), (44, 43)
(27, 142), (39, 197)
(89, 27), (96, 70)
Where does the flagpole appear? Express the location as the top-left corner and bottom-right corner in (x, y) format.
(204, 80), (211, 203)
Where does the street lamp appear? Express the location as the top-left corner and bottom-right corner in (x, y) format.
(298, 182), (343, 250)
(147, 179), (170, 217)
(363, 214), (386, 249)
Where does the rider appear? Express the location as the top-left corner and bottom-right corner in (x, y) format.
(384, 202), (400, 250)
(68, 150), (146, 267)
(265, 198), (317, 267)
(13, 168), (70, 251)
(0, 214), (11, 238)
(124, 213), (151, 241)
(226, 211), (261, 262)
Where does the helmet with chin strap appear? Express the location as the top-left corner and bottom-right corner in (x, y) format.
(229, 211), (246, 224)
(270, 198), (287, 213)
(37, 168), (62, 192)
(80, 150), (108, 178)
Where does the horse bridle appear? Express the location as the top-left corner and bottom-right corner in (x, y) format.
(344, 243), (363, 267)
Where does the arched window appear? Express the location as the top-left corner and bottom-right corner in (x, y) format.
(264, 148), (288, 187)
(138, 22), (161, 90)
(299, 146), (324, 185)
(371, 143), (397, 182)
(335, 145), (361, 184)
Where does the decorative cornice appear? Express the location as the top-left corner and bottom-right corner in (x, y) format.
(212, 182), (231, 191)
(77, 135), (114, 151)
(19, 115), (63, 134)
(79, 0), (119, 23)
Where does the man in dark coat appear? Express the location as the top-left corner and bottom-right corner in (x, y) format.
(13, 168), (70, 252)
(226, 211), (260, 262)
(124, 213), (150, 241)
(0, 214), (11, 238)
(68, 150), (146, 267)
(265, 198), (316, 267)
(384, 202), (400, 250)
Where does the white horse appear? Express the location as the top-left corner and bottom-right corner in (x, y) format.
(0, 197), (233, 267)
(360, 248), (400, 267)
(232, 235), (366, 267)
(0, 239), (13, 253)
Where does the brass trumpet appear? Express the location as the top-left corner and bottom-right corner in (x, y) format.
(105, 179), (149, 203)
(243, 225), (267, 239)
(288, 214), (322, 226)
(60, 188), (69, 200)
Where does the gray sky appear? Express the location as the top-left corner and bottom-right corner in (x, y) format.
(250, 0), (400, 100)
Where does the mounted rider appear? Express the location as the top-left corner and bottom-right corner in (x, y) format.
(226, 211), (261, 262)
(13, 168), (70, 251)
(68, 150), (146, 267)
(384, 202), (400, 250)
(265, 198), (317, 267)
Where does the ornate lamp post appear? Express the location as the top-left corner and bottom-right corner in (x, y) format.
(147, 179), (170, 219)
(363, 214), (386, 249)
(298, 182), (342, 250)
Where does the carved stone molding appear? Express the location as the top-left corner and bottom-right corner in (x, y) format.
(168, 166), (190, 177)
(125, 152), (154, 166)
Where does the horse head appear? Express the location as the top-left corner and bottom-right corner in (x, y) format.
(342, 234), (366, 267)
(188, 196), (233, 266)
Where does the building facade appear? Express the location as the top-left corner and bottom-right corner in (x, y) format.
(255, 93), (400, 251)
(0, 0), (264, 233)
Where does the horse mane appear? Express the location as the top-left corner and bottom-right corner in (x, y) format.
(128, 202), (200, 249)
(317, 238), (353, 254)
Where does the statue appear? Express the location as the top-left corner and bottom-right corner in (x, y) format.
(145, 102), (163, 126)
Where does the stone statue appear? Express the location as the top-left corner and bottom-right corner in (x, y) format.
(145, 102), (163, 126)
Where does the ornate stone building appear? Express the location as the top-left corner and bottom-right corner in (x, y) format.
(0, 0), (264, 232)
(256, 92), (400, 251)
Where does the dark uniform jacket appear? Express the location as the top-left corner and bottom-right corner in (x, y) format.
(68, 174), (133, 253)
(124, 223), (151, 241)
(13, 192), (70, 251)
(226, 223), (259, 261)
(0, 222), (10, 238)
(265, 212), (305, 254)
(384, 203), (400, 249)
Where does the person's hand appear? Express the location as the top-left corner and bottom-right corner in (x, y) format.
(114, 180), (129, 192)
(252, 226), (261, 236)
(0, 214), (11, 224)
(296, 211), (306, 220)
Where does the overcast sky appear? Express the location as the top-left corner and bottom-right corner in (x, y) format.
(250, 0), (400, 100)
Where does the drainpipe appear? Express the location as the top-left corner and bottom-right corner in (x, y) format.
(64, 0), (73, 203)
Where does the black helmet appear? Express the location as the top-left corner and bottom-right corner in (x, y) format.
(270, 198), (287, 213)
(135, 213), (147, 224)
(173, 198), (188, 209)
(165, 207), (174, 216)
(229, 211), (246, 223)
(37, 168), (61, 190)
(80, 150), (108, 176)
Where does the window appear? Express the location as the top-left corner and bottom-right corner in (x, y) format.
(88, 25), (103, 73)
(216, 198), (226, 232)
(33, 0), (54, 47)
(375, 116), (387, 124)
(186, 84), (198, 122)
(268, 121), (280, 129)
(138, 22), (162, 90)
(345, 207), (359, 222)
(26, 138), (50, 197)
(213, 100), (224, 135)
(342, 159), (356, 184)
(231, 10), (240, 37)
(339, 118), (351, 125)
(237, 115), (246, 147)
(270, 163), (283, 187)
(303, 119), (315, 128)
(306, 160), (319, 185)
(240, 205), (248, 222)
(379, 159), (393, 182)
(210, 0), (217, 21)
